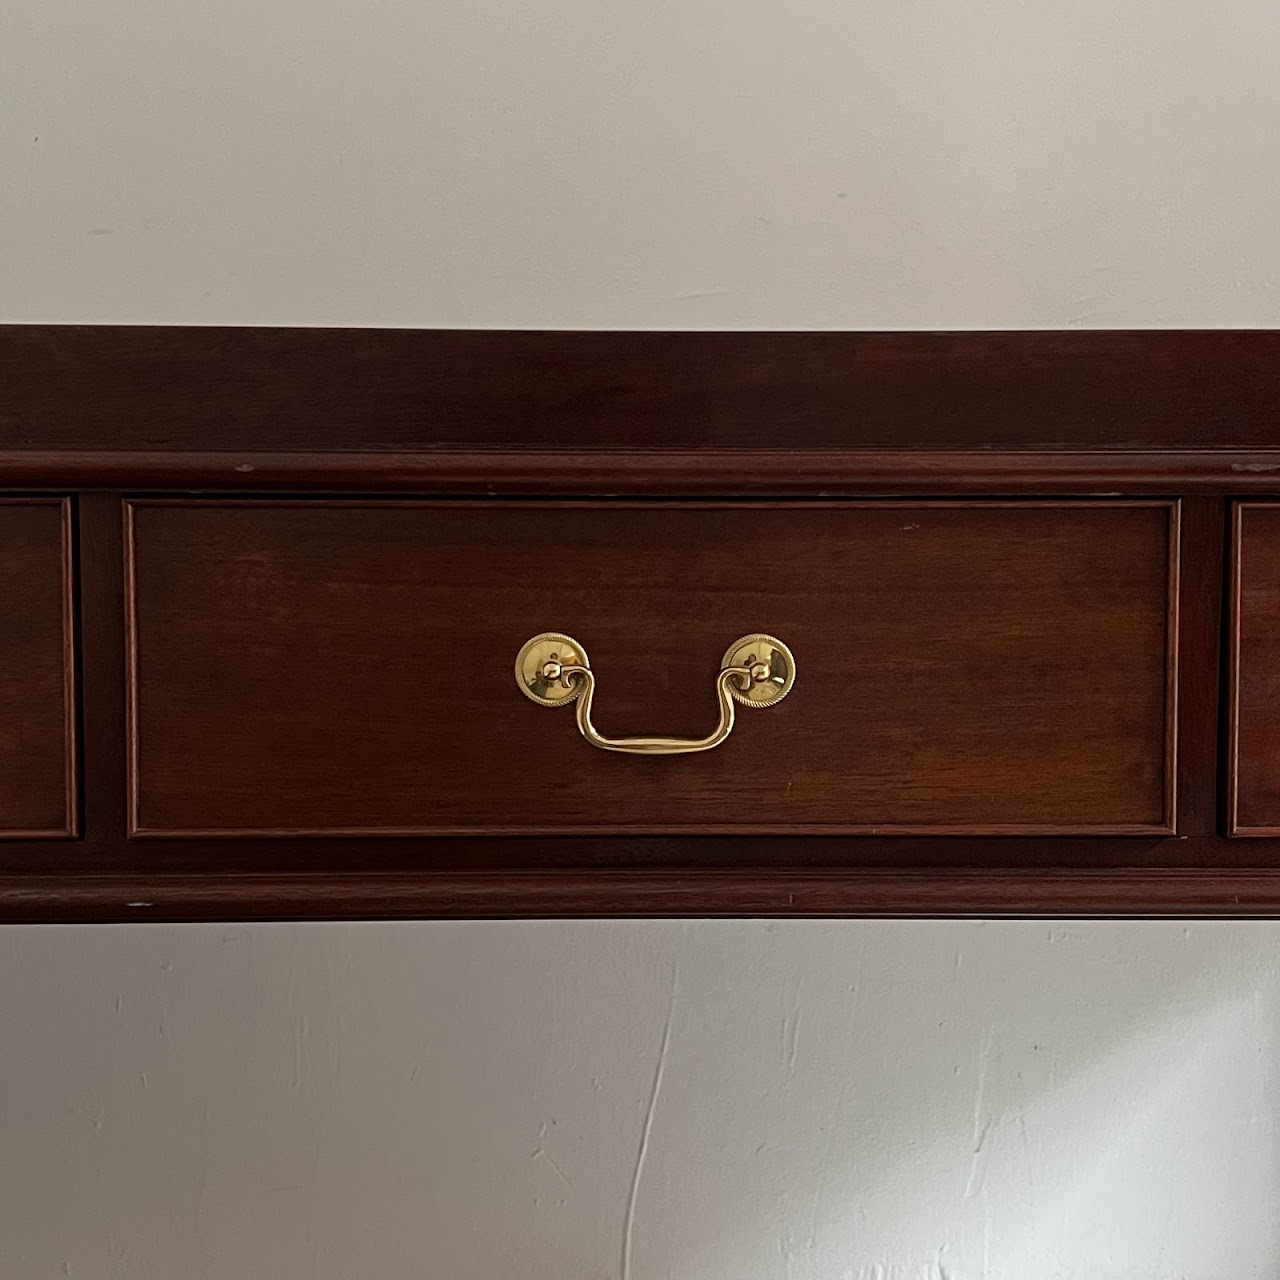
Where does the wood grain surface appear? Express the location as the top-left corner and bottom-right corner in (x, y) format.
(5, 868), (1280, 922)
(1228, 503), (1280, 834)
(3, 327), (1279, 453)
(1, 327), (1277, 918)
(0, 500), (76, 837)
(126, 499), (1176, 837)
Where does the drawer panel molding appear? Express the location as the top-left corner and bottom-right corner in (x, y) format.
(125, 499), (1179, 839)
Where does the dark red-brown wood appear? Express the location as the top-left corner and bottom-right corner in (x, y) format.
(0, 499), (76, 837)
(126, 499), (1176, 837)
(0, 327), (1278, 919)
(3, 329), (1280, 495)
(2, 327), (1280, 453)
(5, 868), (1280, 922)
(6, 447), (1280, 495)
(1228, 502), (1280, 834)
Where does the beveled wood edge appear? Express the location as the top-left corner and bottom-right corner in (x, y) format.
(0, 497), (77, 840)
(1228, 501), (1245, 834)
(128, 823), (1180, 839)
(61, 497), (78, 838)
(4, 869), (1280, 920)
(123, 497), (1178, 839)
(119, 496), (1183, 510)
(7, 448), (1280, 493)
(1165, 500), (1181, 832)
(123, 500), (140, 839)
(1224, 500), (1280, 837)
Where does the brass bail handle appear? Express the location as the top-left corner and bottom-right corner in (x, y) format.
(514, 633), (796, 755)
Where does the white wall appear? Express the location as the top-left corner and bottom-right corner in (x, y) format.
(3, 0), (1279, 329)
(2, 922), (1279, 1280)
(4, 0), (1280, 1276)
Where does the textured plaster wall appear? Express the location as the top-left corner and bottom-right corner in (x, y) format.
(3, 0), (1280, 1275)
(3, 921), (1280, 1279)
(3, 0), (1279, 328)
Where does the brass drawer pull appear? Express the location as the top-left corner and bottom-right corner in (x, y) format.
(515, 632), (795, 755)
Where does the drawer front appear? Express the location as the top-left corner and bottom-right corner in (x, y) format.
(1229, 502), (1280, 834)
(0, 500), (76, 837)
(126, 500), (1177, 837)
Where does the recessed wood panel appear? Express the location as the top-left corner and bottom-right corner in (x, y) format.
(1228, 503), (1280, 835)
(0, 499), (76, 837)
(127, 500), (1176, 837)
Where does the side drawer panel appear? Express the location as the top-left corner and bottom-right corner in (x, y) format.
(0, 499), (76, 838)
(1229, 502), (1280, 834)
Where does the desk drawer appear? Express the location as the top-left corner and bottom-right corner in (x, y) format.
(0, 500), (75, 838)
(126, 499), (1177, 837)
